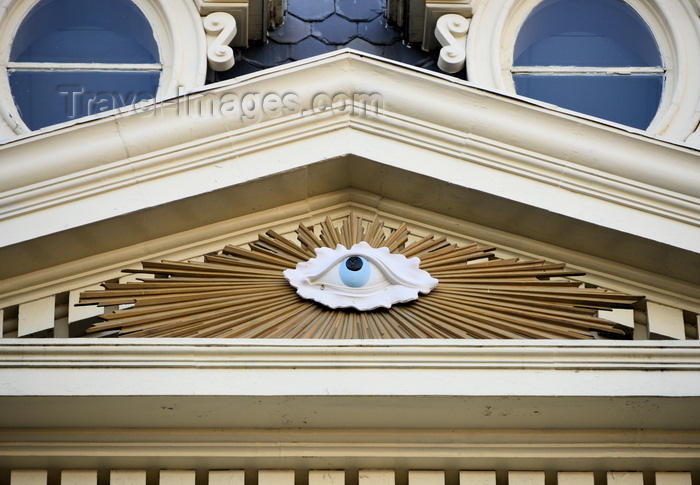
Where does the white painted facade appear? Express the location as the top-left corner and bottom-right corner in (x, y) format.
(2, 340), (700, 473)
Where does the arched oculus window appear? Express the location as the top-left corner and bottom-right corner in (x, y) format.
(512, 0), (664, 129)
(8, 0), (161, 130)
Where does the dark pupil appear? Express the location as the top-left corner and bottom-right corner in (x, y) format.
(346, 256), (363, 271)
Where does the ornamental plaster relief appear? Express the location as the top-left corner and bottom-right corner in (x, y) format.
(194, 0), (284, 45)
(434, 13), (469, 73)
(203, 11), (238, 70)
(77, 213), (645, 339)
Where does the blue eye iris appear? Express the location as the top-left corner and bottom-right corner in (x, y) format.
(339, 256), (371, 287)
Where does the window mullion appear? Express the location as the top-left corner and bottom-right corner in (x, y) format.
(510, 66), (665, 75)
(7, 62), (163, 72)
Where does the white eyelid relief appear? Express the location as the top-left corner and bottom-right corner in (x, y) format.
(283, 241), (439, 311)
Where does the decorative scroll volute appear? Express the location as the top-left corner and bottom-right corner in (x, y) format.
(386, 0), (472, 48)
(203, 12), (237, 71)
(435, 14), (470, 73)
(196, 0), (284, 46)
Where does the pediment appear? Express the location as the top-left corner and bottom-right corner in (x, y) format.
(0, 51), (698, 338)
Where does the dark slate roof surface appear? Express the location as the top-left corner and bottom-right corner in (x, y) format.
(210, 0), (450, 82)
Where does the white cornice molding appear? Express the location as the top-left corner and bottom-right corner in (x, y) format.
(0, 340), (699, 469)
(1, 339), (700, 402)
(0, 52), (696, 251)
(3, 339), (700, 373)
(1, 339), (699, 414)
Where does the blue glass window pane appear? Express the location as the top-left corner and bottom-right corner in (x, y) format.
(11, 0), (159, 63)
(514, 0), (661, 67)
(513, 74), (663, 129)
(9, 70), (160, 130)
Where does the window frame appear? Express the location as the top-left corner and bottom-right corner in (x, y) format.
(466, 0), (700, 141)
(0, 0), (207, 137)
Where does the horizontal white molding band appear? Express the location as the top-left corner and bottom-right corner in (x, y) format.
(1, 341), (698, 469)
(0, 428), (698, 470)
(1, 339), (699, 397)
(2, 428), (699, 455)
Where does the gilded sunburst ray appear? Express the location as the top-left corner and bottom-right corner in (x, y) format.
(79, 213), (641, 339)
